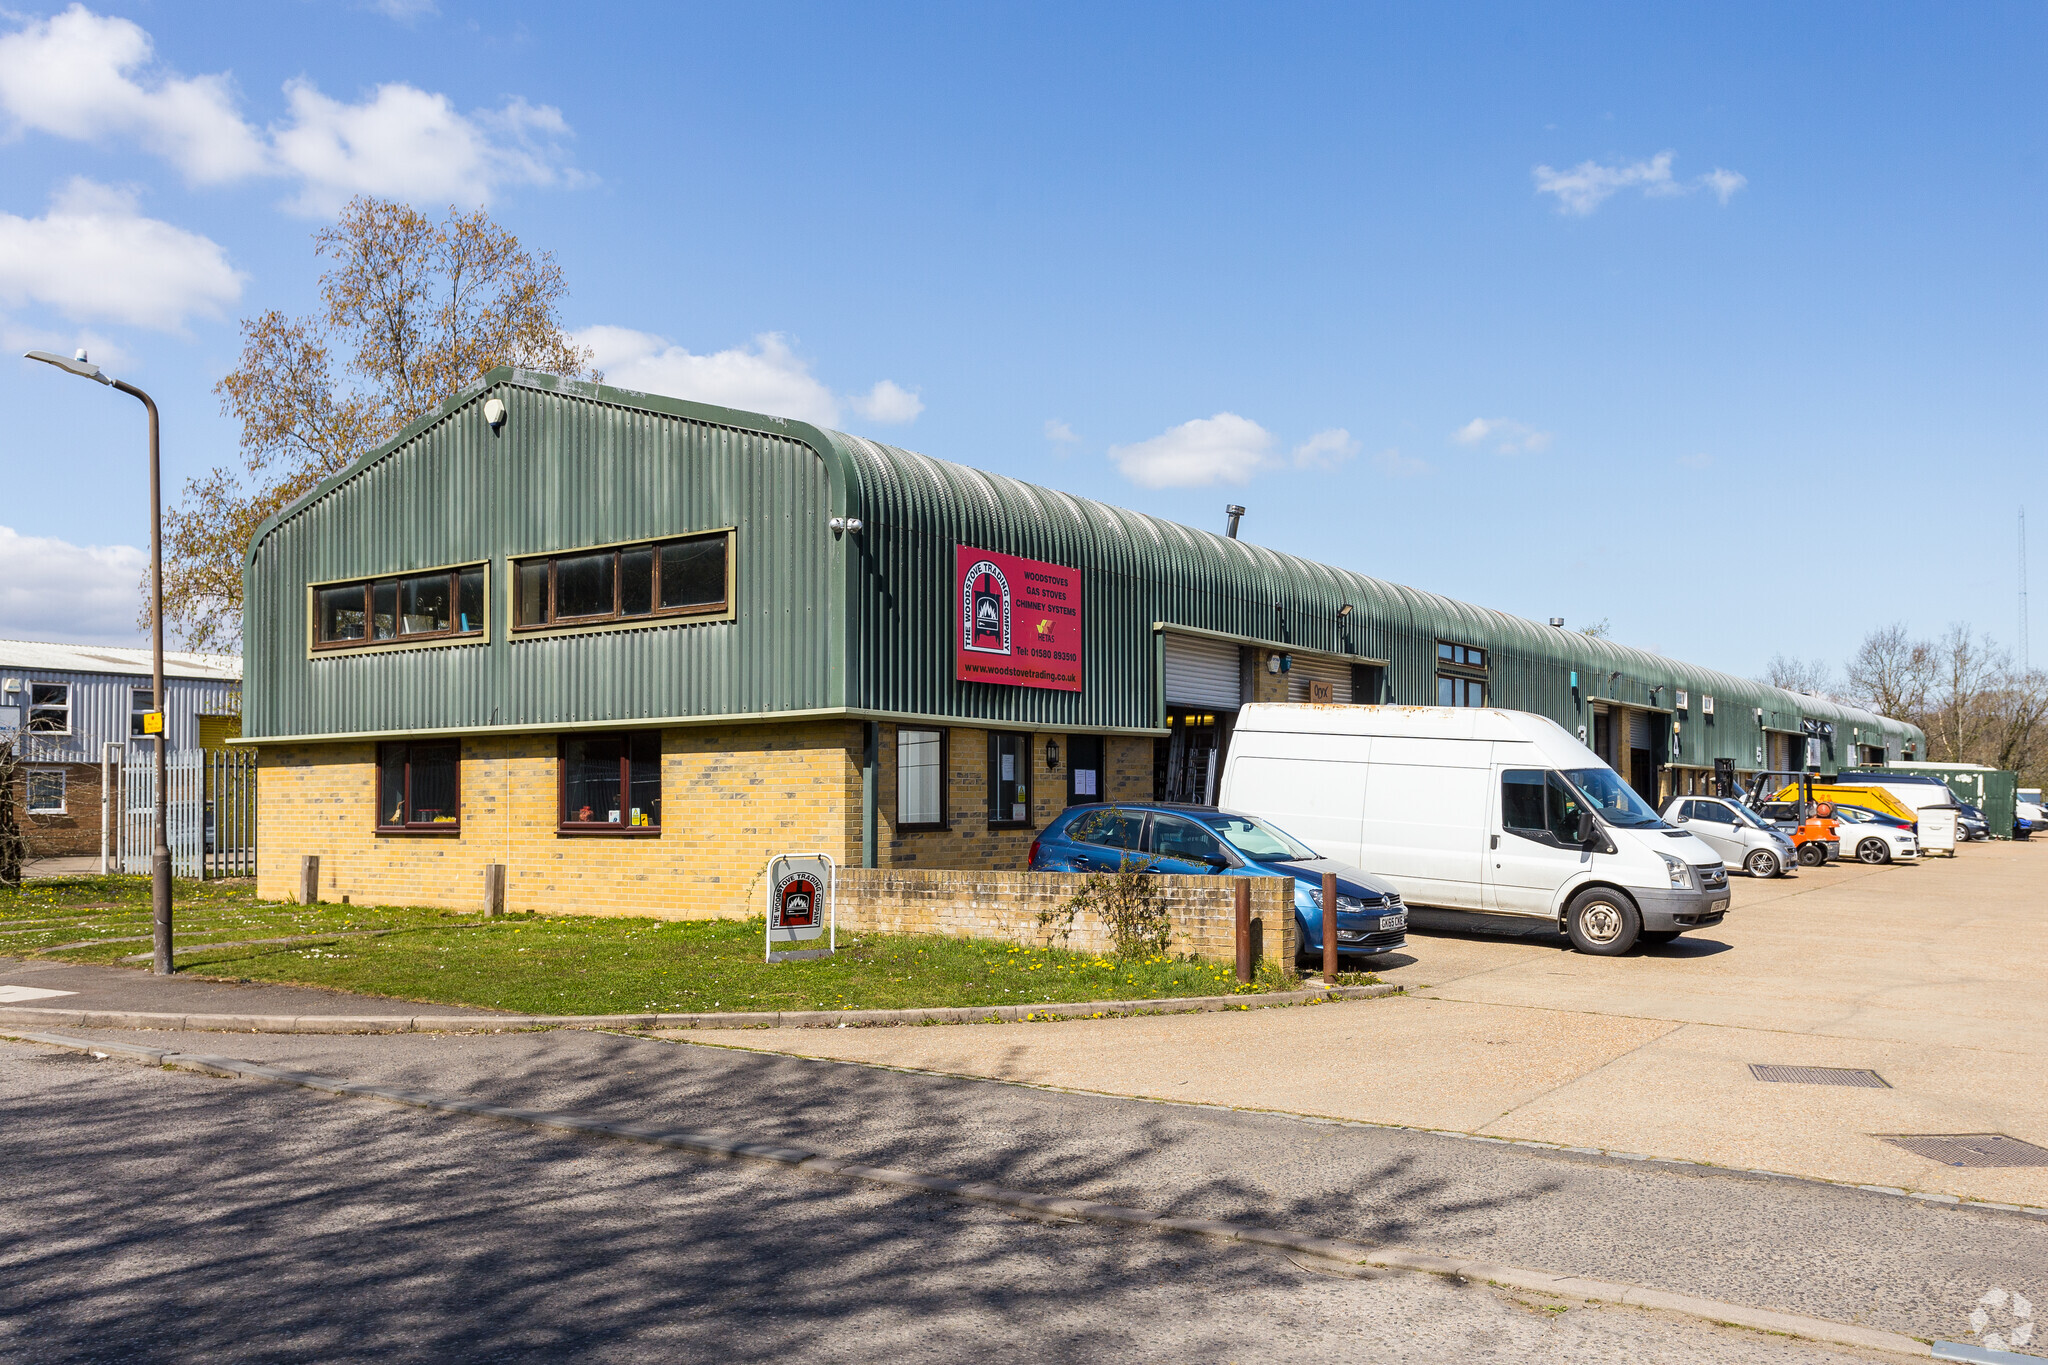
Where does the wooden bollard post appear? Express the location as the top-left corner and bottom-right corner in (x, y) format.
(1234, 878), (1252, 985)
(483, 863), (506, 918)
(1322, 870), (1338, 986)
(300, 854), (320, 906)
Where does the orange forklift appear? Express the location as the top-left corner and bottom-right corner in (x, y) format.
(1741, 771), (1841, 867)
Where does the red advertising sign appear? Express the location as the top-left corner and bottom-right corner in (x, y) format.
(954, 545), (1083, 691)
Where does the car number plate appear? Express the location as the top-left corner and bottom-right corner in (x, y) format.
(1380, 912), (1407, 932)
(1710, 898), (1729, 913)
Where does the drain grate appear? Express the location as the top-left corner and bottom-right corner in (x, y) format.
(1883, 1134), (2048, 1168)
(1749, 1064), (1891, 1089)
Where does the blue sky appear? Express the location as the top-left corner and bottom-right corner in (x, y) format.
(0, 2), (2040, 679)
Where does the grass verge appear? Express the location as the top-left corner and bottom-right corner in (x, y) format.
(1, 876), (1338, 1015)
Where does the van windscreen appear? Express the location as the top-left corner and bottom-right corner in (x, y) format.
(1559, 767), (1666, 828)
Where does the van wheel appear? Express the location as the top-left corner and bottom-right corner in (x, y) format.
(1744, 849), (1782, 879)
(1797, 842), (1828, 867)
(1565, 889), (1641, 955)
(1857, 838), (1891, 865)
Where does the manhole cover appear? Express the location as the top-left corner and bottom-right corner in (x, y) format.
(1883, 1134), (2048, 1168)
(1748, 1064), (1890, 1089)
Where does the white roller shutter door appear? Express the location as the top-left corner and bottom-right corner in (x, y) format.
(1287, 654), (1353, 703)
(1163, 634), (1242, 709)
(1629, 712), (1651, 748)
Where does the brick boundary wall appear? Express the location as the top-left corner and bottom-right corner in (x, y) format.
(835, 869), (1297, 967)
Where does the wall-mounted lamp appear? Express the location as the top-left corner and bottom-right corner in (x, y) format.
(1045, 738), (1061, 771)
(1337, 603), (1353, 619)
(828, 517), (864, 535)
(482, 397), (507, 432)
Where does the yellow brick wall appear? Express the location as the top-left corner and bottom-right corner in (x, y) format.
(256, 722), (862, 919)
(874, 725), (1155, 870)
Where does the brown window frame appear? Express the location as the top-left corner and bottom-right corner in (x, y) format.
(894, 726), (949, 831)
(987, 731), (1033, 829)
(313, 564), (489, 652)
(1436, 640), (1487, 670)
(376, 740), (463, 833)
(556, 732), (663, 836)
(512, 531), (732, 634)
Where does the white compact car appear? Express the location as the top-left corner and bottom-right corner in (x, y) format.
(1828, 804), (1920, 864)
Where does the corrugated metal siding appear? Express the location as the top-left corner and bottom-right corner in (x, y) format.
(1163, 634), (1242, 708)
(244, 377), (840, 739)
(5, 670), (236, 758)
(828, 432), (1922, 763)
(240, 368), (1925, 767)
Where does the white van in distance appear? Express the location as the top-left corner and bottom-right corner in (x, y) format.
(1218, 704), (1731, 954)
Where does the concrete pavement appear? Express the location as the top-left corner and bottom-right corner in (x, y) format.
(662, 842), (2048, 1208)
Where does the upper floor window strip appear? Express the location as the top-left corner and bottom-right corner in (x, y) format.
(512, 531), (730, 632)
(315, 564), (487, 651)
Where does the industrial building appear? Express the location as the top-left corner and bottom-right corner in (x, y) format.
(239, 369), (1923, 916)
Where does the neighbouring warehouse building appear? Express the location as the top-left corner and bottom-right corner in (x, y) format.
(240, 369), (1924, 916)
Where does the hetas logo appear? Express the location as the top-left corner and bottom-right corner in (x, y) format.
(775, 872), (819, 929)
(961, 560), (1013, 656)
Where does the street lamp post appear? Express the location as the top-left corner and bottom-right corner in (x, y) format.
(24, 349), (173, 974)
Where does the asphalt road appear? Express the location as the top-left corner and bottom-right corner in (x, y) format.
(15, 1025), (2041, 1358)
(0, 1037), (1926, 1365)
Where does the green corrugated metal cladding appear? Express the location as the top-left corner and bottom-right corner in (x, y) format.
(243, 367), (1924, 768)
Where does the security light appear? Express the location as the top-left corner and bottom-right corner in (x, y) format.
(1337, 603), (1353, 618)
(482, 397), (507, 431)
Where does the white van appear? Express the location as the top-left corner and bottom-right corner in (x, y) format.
(1219, 704), (1731, 954)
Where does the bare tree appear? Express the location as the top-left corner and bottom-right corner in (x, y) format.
(1842, 623), (1933, 721)
(1921, 626), (2008, 763)
(1580, 618), (1611, 639)
(1762, 653), (1836, 696)
(0, 738), (25, 888)
(158, 198), (598, 652)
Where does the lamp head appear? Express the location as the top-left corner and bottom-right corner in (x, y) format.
(1337, 603), (1353, 619)
(24, 349), (112, 384)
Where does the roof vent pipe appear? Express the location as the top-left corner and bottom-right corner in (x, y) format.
(1549, 617), (1565, 628)
(1225, 504), (1245, 538)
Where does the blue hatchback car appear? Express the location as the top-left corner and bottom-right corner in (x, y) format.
(1028, 802), (1408, 962)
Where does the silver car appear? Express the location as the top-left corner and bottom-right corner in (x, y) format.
(1661, 796), (1798, 879)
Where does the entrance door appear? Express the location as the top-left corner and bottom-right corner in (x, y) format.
(1066, 735), (1105, 805)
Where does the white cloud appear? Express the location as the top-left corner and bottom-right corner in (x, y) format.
(1452, 416), (1553, 456)
(1699, 167), (1748, 204)
(0, 525), (146, 645)
(0, 5), (577, 211)
(1108, 413), (1274, 489)
(576, 326), (922, 429)
(0, 5), (266, 184)
(1044, 419), (1080, 445)
(1370, 448), (1431, 477)
(849, 379), (923, 424)
(0, 179), (244, 331)
(1291, 427), (1358, 470)
(273, 85), (577, 215)
(1532, 150), (1746, 215)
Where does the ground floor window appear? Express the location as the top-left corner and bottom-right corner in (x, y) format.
(896, 727), (946, 829)
(560, 733), (661, 832)
(988, 732), (1031, 827)
(377, 741), (461, 830)
(25, 769), (65, 814)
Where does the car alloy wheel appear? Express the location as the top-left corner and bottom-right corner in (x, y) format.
(1745, 848), (1781, 878)
(1857, 838), (1890, 865)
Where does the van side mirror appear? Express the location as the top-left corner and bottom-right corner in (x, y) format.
(1576, 810), (1598, 844)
